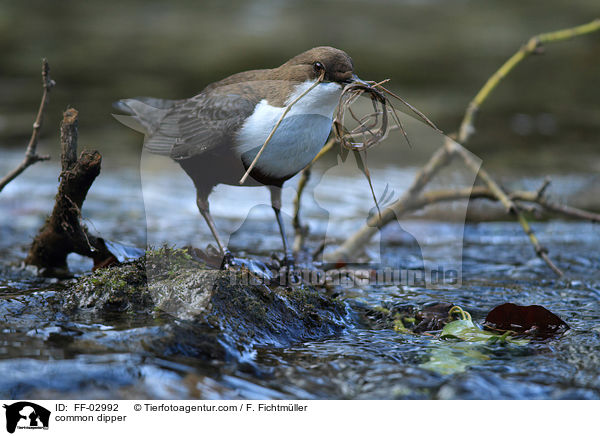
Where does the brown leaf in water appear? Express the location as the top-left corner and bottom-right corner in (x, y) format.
(483, 303), (569, 338)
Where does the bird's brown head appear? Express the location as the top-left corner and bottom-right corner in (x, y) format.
(278, 46), (356, 84)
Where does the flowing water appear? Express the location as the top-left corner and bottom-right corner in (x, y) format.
(1, 145), (598, 399)
(1, 0), (599, 400)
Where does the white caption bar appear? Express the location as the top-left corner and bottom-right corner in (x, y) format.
(0, 400), (594, 436)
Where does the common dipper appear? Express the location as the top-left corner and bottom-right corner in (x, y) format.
(114, 46), (360, 266)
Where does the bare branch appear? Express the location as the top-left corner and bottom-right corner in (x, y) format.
(323, 182), (596, 273)
(458, 19), (600, 143)
(0, 59), (54, 192)
(323, 142), (456, 263)
(296, 20), (600, 277)
(511, 184), (600, 222)
(451, 142), (564, 276)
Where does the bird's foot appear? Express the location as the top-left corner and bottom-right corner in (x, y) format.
(272, 251), (295, 271)
(282, 252), (295, 271)
(220, 249), (235, 270)
(277, 252), (303, 286)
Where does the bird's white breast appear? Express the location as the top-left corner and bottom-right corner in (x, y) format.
(235, 81), (343, 179)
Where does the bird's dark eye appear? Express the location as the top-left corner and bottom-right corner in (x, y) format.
(313, 61), (324, 73)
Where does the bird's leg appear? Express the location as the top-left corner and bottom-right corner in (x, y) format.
(269, 186), (294, 269)
(196, 193), (233, 269)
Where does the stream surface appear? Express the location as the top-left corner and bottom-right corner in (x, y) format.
(1, 145), (598, 400)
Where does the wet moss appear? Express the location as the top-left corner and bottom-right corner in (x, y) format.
(355, 301), (455, 334)
(64, 257), (150, 313)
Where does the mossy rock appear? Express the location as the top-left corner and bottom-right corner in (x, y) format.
(63, 248), (348, 362)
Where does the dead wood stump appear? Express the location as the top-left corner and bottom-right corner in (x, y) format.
(25, 108), (115, 276)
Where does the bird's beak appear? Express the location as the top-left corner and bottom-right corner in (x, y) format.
(351, 74), (369, 85)
(343, 74), (369, 86)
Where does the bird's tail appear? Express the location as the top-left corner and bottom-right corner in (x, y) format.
(112, 97), (179, 141)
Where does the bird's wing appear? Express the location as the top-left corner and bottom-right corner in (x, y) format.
(142, 89), (259, 160)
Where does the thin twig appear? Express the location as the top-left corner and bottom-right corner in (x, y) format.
(511, 183), (600, 222)
(443, 141), (564, 277)
(0, 58), (54, 192)
(372, 84), (441, 133)
(458, 18), (600, 143)
(292, 137), (337, 252)
(240, 70), (325, 184)
(453, 20), (600, 275)
(323, 142), (456, 262)
(323, 183), (597, 265)
(298, 20), (600, 277)
(312, 238), (336, 261)
(355, 150), (381, 220)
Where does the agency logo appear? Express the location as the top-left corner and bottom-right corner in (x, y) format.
(3, 402), (50, 434)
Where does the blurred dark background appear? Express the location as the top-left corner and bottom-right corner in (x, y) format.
(0, 0), (598, 173)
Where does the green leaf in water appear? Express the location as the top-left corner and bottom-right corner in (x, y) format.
(420, 306), (530, 375)
(441, 319), (529, 345)
(420, 342), (490, 375)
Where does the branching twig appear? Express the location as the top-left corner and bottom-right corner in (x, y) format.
(451, 142), (564, 276)
(297, 20), (600, 277)
(458, 18), (600, 143)
(322, 136), (567, 275)
(0, 59), (54, 192)
(323, 184), (598, 265)
(452, 19), (600, 276)
(511, 184), (600, 222)
(323, 141), (456, 262)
